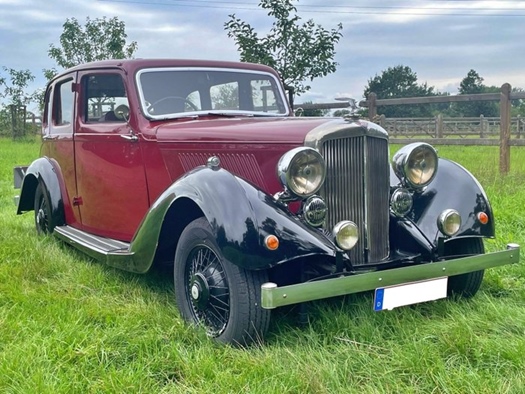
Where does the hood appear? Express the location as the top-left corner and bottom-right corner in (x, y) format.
(151, 115), (387, 199)
(155, 116), (360, 144)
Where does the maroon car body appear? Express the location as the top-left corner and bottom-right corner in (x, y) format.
(14, 59), (520, 345)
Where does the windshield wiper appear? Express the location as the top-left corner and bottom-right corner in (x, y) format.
(201, 112), (253, 118)
(201, 112), (281, 118)
(157, 111), (281, 121)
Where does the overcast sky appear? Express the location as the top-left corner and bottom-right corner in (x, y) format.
(1, 0), (524, 111)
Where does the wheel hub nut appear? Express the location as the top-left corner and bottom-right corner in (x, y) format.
(190, 273), (210, 310)
(191, 283), (200, 300)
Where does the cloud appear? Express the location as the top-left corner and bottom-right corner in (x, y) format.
(0, 0), (524, 111)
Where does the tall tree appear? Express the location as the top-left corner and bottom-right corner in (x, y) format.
(0, 67), (35, 138)
(510, 87), (525, 116)
(224, 0), (342, 96)
(363, 65), (443, 117)
(0, 67), (35, 107)
(454, 69), (498, 117)
(459, 69), (485, 94)
(46, 16), (138, 77)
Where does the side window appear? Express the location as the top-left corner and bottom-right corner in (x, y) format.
(53, 79), (74, 126)
(82, 74), (129, 122)
(210, 82), (239, 110)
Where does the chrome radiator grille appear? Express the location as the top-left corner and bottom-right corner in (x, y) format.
(320, 136), (390, 265)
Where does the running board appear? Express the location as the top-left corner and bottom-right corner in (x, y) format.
(54, 225), (134, 267)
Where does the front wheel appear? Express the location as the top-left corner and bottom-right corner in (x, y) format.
(174, 217), (270, 346)
(444, 238), (485, 298)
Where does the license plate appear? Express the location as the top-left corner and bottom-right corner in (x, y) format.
(373, 277), (448, 311)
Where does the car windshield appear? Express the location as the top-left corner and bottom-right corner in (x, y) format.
(136, 67), (289, 120)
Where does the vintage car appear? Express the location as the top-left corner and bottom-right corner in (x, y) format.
(14, 59), (520, 345)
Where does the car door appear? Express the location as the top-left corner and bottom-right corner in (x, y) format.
(42, 74), (82, 228)
(74, 70), (149, 242)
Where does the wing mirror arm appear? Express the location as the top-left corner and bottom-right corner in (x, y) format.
(115, 104), (138, 142)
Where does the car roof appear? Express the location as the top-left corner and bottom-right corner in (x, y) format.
(52, 59), (281, 81)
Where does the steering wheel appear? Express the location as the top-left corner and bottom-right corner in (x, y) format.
(149, 96), (199, 113)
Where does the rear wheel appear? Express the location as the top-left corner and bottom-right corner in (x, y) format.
(174, 217), (270, 346)
(34, 182), (55, 235)
(444, 238), (485, 298)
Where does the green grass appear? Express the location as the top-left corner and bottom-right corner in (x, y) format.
(1, 137), (524, 393)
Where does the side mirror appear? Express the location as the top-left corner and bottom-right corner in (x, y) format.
(115, 104), (130, 122)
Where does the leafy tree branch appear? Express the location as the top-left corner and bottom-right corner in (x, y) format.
(225, 0), (342, 95)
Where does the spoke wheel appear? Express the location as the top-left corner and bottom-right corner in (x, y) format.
(174, 217), (270, 346)
(186, 245), (230, 336)
(34, 182), (55, 235)
(444, 238), (485, 298)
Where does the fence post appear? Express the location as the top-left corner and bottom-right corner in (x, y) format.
(435, 114), (443, 138)
(8, 104), (27, 139)
(499, 83), (511, 175)
(9, 105), (16, 139)
(479, 114), (485, 138)
(368, 93), (377, 120)
(517, 115), (521, 139)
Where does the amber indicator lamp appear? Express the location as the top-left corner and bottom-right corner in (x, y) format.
(264, 235), (280, 250)
(477, 212), (489, 225)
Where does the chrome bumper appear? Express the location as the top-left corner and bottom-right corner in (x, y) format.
(261, 244), (520, 309)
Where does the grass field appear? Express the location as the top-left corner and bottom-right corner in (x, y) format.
(0, 137), (524, 393)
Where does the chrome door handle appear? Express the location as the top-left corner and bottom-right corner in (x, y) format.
(120, 134), (138, 142)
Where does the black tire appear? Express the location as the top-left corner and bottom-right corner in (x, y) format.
(174, 217), (271, 346)
(34, 182), (56, 235)
(445, 238), (485, 298)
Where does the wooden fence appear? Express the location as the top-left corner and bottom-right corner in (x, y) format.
(376, 115), (525, 145)
(297, 83), (525, 174)
(0, 106), (41, 138)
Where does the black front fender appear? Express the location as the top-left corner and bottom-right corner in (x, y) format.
(129, 165), (336, 273)
(390, 157), (495, 250)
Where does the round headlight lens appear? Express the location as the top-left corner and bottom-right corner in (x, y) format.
(333, 220), (359, 250)
(390, 188), (413, 217)
(437, 209), (461, 236)
(277, 147), (326, 198)
(392, 143), (438, 188)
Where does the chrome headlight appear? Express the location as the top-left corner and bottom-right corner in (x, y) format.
(437, 209), (461, 236)
(333, 221), (359, 250)
(277, 147), (326, 198)
(392, 143), (438, 189)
